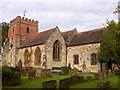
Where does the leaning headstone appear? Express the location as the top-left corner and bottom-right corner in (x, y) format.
(20, 67), (27, 76)
(86, 76), (92, 81)
(42, 80), (57, 89)
(97, 81), (110, 88)
(59, 78), (70, 88)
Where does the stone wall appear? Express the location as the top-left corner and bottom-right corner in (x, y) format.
(46, 27), (67, 69)
(18, 28), (66, 70)
(67, 43), (100, 72)
(18, 44), (45, 72)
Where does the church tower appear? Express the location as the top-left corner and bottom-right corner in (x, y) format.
(8, 16), (38, 67)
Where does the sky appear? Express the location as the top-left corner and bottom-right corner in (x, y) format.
(0, 0), (119, 32)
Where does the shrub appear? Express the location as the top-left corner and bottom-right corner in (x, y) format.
(52, 66), (71, 75)
(2, 65), (21, 86)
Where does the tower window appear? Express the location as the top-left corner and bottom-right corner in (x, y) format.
(74, 55), (79, 64)
(91, 54), (97, 65)
(26, 27), (29, 33)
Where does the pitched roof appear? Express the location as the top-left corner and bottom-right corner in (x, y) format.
(62, 29), (77, 41)
(68, 28), (106, 46)
(20, 27), (56, 48)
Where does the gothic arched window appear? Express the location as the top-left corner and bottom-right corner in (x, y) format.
(24, 49), (29, 67)
(34, 47), (41, 66)
(53, 40), (61, 60)
(26, 27), (29, 33)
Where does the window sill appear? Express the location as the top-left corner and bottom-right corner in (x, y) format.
(53, 59), (61, 61)
(91, 64), (97, 65)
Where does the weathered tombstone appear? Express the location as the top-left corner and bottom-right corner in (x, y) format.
(86, 76), (92, 81)
(59, 78), (70, 88)
(19, 67), (27, 76)
(28, 69), (36, 79)
(70, 75), (79, 85)
(94, 73), (99, 80)
(41, 69), (47, 78)
(42, 80), (57, 89)
(97, 81), (110, 88)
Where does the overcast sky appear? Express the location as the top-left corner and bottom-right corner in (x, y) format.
(0, 0), (119, 32)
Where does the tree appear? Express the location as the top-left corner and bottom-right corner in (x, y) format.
(98, 20), (120, 70)
(1, 22), (9, 46)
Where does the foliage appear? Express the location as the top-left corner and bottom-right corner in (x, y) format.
(98, 20), (120, 68)
(52, 66), (71, 75)
(1, 22), (9, 46)
(2, 65), (21, 86)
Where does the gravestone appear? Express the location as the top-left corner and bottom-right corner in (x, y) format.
(86, 76), (92, 81)
(41, 69), (47, 78)
(59, 78), (70, 88)
(42, 80), (57, 88)
(41, 69), (52, 78)
(19, 67), (27, 76)
(70, 75), (79, 85)
(97, 81), (110, 88)
(78, 76), (84, 82)
(46, 69), (52, 77)
(28, 69), (36, 79)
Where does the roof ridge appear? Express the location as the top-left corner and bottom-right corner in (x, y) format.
(76, 27), (105, 35)
(62, 29), (75, 33)
(39, 27), (56, 34)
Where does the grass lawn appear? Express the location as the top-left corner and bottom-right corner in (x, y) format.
(3, 74), (71, 88)
(3, 73), (119, 88)
(71, 75), (120, 88)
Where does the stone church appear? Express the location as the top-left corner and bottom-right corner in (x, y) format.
(3, 16), (105, 72)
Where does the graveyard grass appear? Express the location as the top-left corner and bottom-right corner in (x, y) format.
(71, 75), (119, 88)
(3, 73), (119, 88)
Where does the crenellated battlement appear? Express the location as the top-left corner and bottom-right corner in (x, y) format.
(10, 16), (38, 26)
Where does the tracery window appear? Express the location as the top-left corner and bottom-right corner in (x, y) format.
(53, 40), (61, 60)
(34, 47), (41, 66)
(24, 49), (29, 66)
